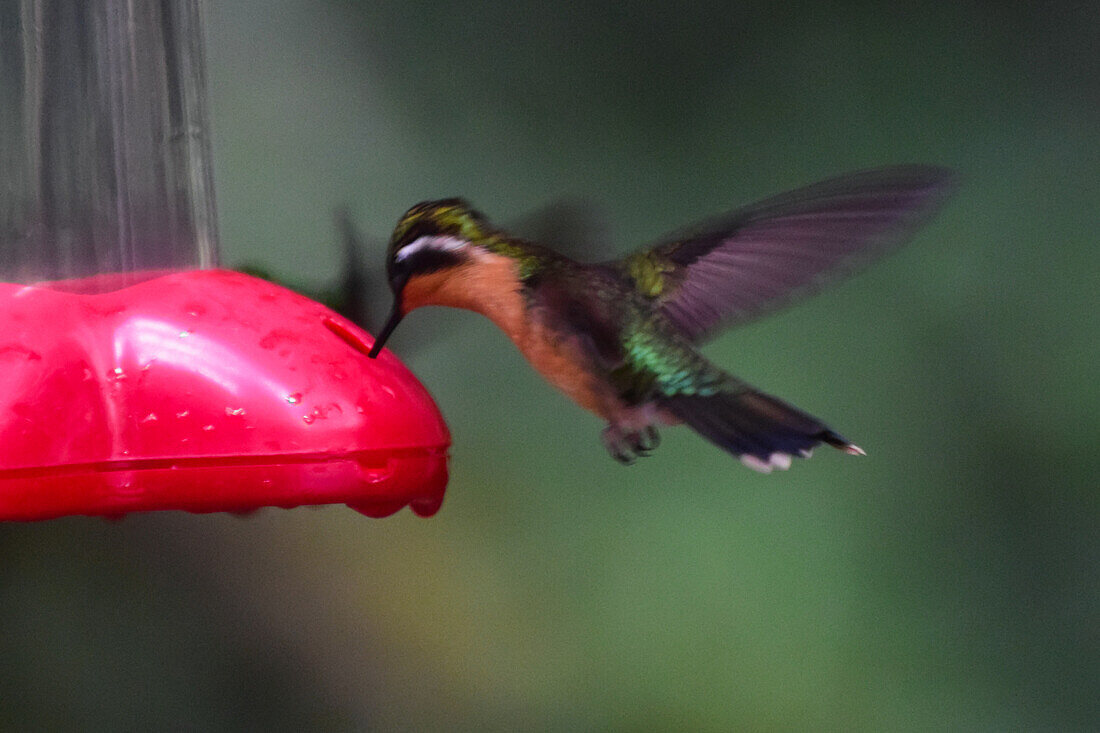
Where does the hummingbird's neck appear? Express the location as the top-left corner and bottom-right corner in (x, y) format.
(401, 249), (531, 342)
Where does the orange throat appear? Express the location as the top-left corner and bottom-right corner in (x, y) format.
(401, 252), (529, 342)
(401, 253), (609, 417)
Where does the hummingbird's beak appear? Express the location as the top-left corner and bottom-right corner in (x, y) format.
(368, 303), (403, 358)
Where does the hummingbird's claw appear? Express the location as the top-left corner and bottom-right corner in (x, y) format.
(602, 424), (661, 464)
(628, 426), (661, 456)
(602, 426), (637, 464)
(613, 449), (636, 466)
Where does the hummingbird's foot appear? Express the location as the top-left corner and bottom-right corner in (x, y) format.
(633, 425), (661, 453)
(602, 424), (661, 464)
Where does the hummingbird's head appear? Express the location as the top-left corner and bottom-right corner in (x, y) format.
(369, 198), (493, 357)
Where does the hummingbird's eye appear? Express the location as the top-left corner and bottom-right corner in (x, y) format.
(394, 235), (467, 262)
(389, 237), (465, 291)
(388, 254), (411, 285)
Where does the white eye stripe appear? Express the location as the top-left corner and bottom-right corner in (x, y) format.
(395, 235), (468, 262)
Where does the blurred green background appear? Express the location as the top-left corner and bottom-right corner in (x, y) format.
(2, 0), (1097, 729)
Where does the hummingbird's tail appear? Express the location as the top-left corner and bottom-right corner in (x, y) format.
(660, 389), (864, 472)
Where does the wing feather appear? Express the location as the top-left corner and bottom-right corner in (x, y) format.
(619, 166), (956, 342)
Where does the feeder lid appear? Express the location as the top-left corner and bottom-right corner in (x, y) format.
(0, 269), (449, 520)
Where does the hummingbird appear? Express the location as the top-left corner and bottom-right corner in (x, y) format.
(367, 166), (954, 471)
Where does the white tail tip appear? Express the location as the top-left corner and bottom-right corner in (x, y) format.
(740, 454), (773, 474)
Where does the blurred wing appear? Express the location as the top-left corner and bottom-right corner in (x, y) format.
(618, 166), (956, 342)
(509, 198), (611, 261)
(330, 206), (377, 326)
(236, 208), (387, 332)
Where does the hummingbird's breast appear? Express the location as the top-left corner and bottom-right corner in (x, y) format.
(512, 310), (615, 417)
(402, 250), (618, 418)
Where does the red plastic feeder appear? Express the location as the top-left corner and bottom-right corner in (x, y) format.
(0, 2), (449, 520)
(0, 270), (449, 520)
